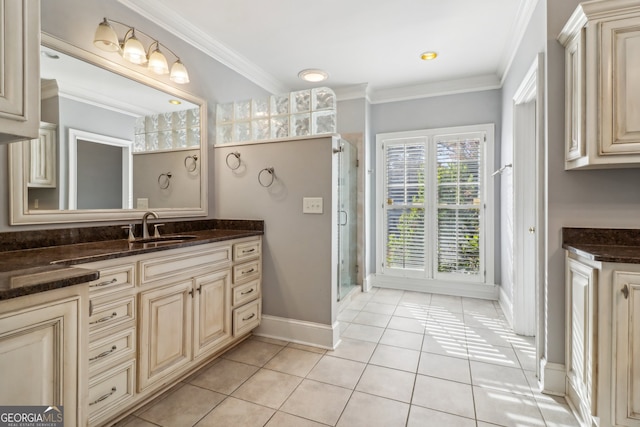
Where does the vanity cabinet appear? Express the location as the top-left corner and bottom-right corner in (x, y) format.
(559, 0), (640, 169)
(0, 285), (87, 427)
(25, 122), (57, 188)
(0, 0), (40, 144)
(565, 252), (640, 427)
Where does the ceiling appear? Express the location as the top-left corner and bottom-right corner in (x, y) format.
(119, 0), (537, 103)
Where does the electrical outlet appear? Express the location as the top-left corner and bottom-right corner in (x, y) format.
(303, 197), (323, 214)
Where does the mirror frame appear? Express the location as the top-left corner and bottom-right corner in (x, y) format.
(9, 33), (208, 225)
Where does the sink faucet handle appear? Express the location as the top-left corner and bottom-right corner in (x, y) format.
(121, 224), (136, 242)
(153, 224), (165, 238)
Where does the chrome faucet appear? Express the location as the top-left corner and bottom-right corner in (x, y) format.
(141, 211), (159, 239)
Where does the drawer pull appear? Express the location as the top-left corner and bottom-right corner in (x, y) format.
(241, 268), (255, 275)
(242, 313), (256, 321)
(89, 387), (117, 406)
(622, 284), (629, 299)
(241, 288), (254, 295)
(90, 345), (117, 362)
(90, 312), (117, 325)
(91, 278), (117, 288)
(242, 248), (256, 254)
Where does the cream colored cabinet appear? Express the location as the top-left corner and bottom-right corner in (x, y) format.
(613, 272), (640, 427)
(0, 286), (87, 427)
(559, 0), (640, 169)
(194, 270), (232, 359)
(26, 122), (57, 188)
(0, 0), (40, 144)
(565, 252), (640, 427)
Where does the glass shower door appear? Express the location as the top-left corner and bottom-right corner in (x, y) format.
(337, 139), (357, 301)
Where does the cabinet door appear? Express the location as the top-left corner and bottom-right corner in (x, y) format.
(193, 270), (232, 359)
(564, 28), (586, 162)
(600, 16), (640, 155)
(565, 257), (597, 425)
(138, 280), (193, 392)
(0, 297), (79, 426)
(0, 0), (40, 143)
(26, 123), (57, 188)
(614, 272), (640, 426)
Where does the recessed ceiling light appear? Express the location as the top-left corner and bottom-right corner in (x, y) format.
(168, 99), (182, 105)
(420, 51), (438, 61)
(298, 69), (329, 83)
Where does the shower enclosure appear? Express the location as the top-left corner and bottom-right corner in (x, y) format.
(337, 139), (358, 301)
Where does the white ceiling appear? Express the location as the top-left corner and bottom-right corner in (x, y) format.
(119, 0), (537, 103)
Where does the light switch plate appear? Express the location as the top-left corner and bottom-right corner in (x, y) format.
(303, 197), (323, 214)
(137, 198), (149, 209)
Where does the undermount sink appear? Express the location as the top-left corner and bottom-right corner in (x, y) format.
(132, 235), (197, 244)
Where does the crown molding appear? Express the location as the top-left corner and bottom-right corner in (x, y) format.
(334, 84), (371, 103)
(118, 0), (289, 95)
(498, 0), (540, 85)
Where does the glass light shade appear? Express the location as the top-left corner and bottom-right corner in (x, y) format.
(298, 69), (328, 82)
(148, 48), (169, 74)
(122, 33), (147, 64)
(170, 60), (190, 84)
(93, 19), (120, 52)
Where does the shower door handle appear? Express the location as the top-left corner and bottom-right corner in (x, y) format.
(339, 210), (348, 226)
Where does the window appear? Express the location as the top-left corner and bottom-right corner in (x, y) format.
(376, 124), (494, 288)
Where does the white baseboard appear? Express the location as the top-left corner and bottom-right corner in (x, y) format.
(253, 314), (340, 350)
(363, 274), (374, 292)
(498, 287), (514, 329)
(540, 358), (566, 396)
(372, 275), (499, 300)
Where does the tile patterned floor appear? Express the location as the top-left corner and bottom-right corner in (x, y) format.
(115, 288), (579, 427)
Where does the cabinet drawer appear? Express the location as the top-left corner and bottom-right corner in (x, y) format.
(140, 245), (231, 284)
(232, 280), (260, 307)
(233, 260), (261, 285)
(89, 327), (135, 374)
(88, 359), (135, 425)
(89, 296), (135, 335)
(88, 263), (135, 296)
(233, 239), (261, 262)
(233, 300), (261, 337)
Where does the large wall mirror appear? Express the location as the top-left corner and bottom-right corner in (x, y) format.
(9, 33), (208, 224)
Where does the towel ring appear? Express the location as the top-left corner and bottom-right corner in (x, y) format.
(226, 152), (241, 170)
(158, 172), (172, 189)
(258, 167), (275, 187)
(184, 155), (198, 172)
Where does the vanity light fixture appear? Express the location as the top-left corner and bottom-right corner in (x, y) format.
(420, 51), (438, 61)
(298, 68), (329, 83)
(93, 17), (190, 84)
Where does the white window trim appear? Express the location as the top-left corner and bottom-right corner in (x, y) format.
(374, 123), (495, 294)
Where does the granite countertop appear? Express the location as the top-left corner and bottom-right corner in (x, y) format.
(0, 220), (263, 301)
(563, 227), (640, 264)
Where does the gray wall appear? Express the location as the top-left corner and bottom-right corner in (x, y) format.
(213, 137), (336, 325)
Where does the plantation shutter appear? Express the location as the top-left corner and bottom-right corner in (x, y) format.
(384, 140), (426, 272)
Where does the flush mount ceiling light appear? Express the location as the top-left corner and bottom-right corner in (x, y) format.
(298, 69), (329, 83)
(93, 17), (190, 84)
(420, 51), (438, 61)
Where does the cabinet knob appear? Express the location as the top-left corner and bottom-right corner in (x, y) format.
(622, 284), (629, 299)
(528, 226), (535, 234)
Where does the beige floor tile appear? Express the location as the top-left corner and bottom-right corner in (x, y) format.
(355, 364), (416, 403)
(341, 323), (385, 343)
(412, 374), (475, 419)
(466, 324), (518, 348)
(280, 379), (351, 425)
(231, 369), (302, 409)
(370, 294), (403, 305)
(400, 291), (432, 305)
(476, 422), (506, 427)
(346, 299), (368, 311)
(387, 316), (427, 334)
(473, 386), (545, 427)
(538, 400), (581, 427)
(337, 308), (360, 322)
(286, 342), (327, 354)
(114, 416), (159, 427)
(407, 406), (476, 427)
(352, 311), (391, 328)
(422, 332), (468, 358)
(222, 339), (284, 367)
(250, 335), (289, 346)
(339, 321), (350, 334)
(464, 313), (511, 330)
(393, 303), (429, 320)
(263, 347), (323, 377)
(369, 343), (420, 372)
(307, 355), (366, 389)
(138, 383), (224, 426)
(470, 361), (532, 396)
(336, 391), (409, 427)
(418, 352), (471, 384)
(462, 297), (499, 316)
(265, 411), (330, 427)
(513, 342), (537, 371)
(379, 328), (424, 351)
(430, 294), (463, 313)
(327, 337), (377, 363)
(361, 301), (397, 315)
(467, 342), (522, 368)
(189, 358), (259, 395)
(196, 397), (275, 427)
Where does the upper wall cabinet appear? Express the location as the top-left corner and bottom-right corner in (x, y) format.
(0, 0), (40, 144)
(559, 0), (640, 170)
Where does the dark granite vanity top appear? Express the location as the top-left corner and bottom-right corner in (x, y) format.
(563, 227), (640, 264)
(0, 219), (263, 301)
